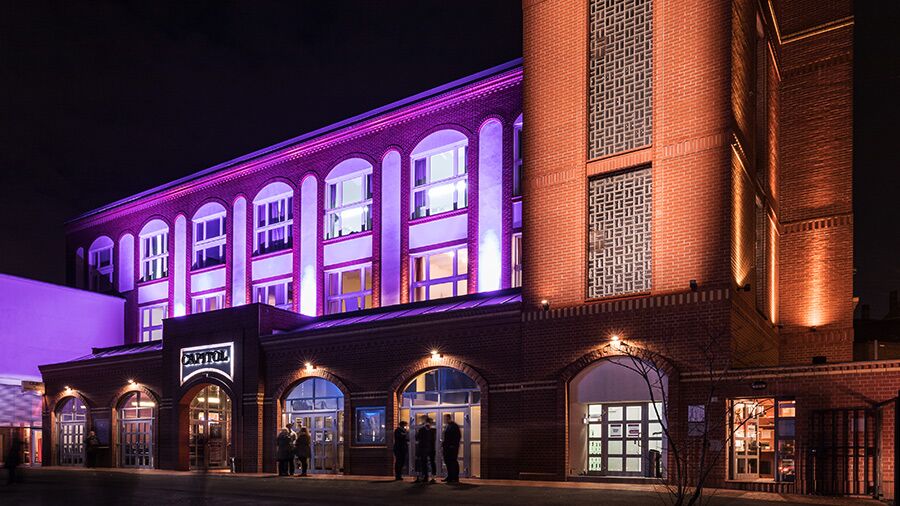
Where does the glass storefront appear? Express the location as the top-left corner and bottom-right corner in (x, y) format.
(400, 367), (481, 478)
(729, 398), (795, 482)
(119, 392), (155, 468)
(189, 385), (232, 470)
(282, 378), (345, 473)
(58, 397), (87, 466)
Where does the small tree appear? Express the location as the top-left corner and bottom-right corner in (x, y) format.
(604, 323), (773, 506)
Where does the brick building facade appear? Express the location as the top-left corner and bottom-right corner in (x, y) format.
(38, 0), (899, 500)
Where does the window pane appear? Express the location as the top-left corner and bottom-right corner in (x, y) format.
(456, 280), (467, 296)
(414, 285), (426, 302)
(327, 272), (339, 296)
(429, 282), (453, 300)
(195, 223), (205, 242)
(341, 177), (363, 205)
(427, 183), (455, 215)
(364, 266), (372, 290)
(328, 184), (338, 209)
(457, 247), (468, 273)
(414, 158), (427, 186)
(257, 205), (265, 227)
(429, 251), (454, 280)
(429, 150), (454, 182)
(341, 269), (361, 294)
(413, 257), (426, 282)
(457, 146), (467, 174)
(206, 218), (221, 238)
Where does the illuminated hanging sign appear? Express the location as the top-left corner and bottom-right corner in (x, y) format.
(180, 342), (234, 385)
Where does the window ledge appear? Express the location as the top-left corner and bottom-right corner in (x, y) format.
(409, 208), (468, 225)
(252, 249), (293, 262)
(584, 291), (652, 304)
(323, 230), (373, 246)
(190, 264), (226, 275)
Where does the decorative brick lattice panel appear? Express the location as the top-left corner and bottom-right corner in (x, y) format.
(588, 167), (652, 298)
(588, 0), (653, 159)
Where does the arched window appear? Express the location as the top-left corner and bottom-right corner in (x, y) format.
(139, 219), (169, 282)
(192, 202), (227, 270)
(253, 182), (293, 256)
(325, 158), (373, 240)
(410, 130), (469, 219)
(88, 236), (114, 292)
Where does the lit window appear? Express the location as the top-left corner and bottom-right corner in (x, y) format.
(511, 233), (523, 288)
(140, 231), (169, 283)
(411, 143), (468, 219)
(325, 172), (373, 240)
(513, 121), (523, 197)
(140, 303), (167, 342)
(411, 246), (468, 302)
(325, 264), (373, 314)
(729, 398), (796, 483)
(89, 242), (114, 292)
(254, 194), (293, 255)
(193, 214), (226, 270)
(192, 292), (225, 314)
(253, 279), (293, 310)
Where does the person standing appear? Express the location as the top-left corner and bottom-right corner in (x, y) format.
(4, 436), (22, 484)
(441, 414), (462, 483)
(285, 422), (297, 476)
(414, 418), (435, 483)
(427, 420), (438, 481)
(84, 430), (101, 468)
(393, 420), (409, 480)
(295, 426), (311, 476)
(275, 428), (293, 476)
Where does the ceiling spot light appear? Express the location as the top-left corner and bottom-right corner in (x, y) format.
(541, 299), (550, 311)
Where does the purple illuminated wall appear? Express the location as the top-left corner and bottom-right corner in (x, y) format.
(0, 274), (124, 381)
(63, 60), (523, 343)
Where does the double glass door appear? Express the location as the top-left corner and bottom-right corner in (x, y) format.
(291, 412), (343, 473)
(120, 419), (153, 468)
(189, 385), (232, 470)
(408, 409), (469, 478)
(586, 402), (663, 477)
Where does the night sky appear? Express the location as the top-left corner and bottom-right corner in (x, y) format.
(1, 2), (897, 316)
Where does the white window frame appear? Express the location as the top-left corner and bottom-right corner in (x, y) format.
(325, 171), (373, 240)
(253, 278), (293, 310)
(325, 263), (373, 315)
(89, 244), (114, 291)
(140, 303), (168, 342)
(192, 291), (225, 314)
(511, 233), (523, 288)
(254, 193), (293, 255)
(411, 142), (468, 219)
(410, 245), (468, 302)
(140, 231), (169, 283)
(513, 123), (523, 197)
(193, 213), (227, 270)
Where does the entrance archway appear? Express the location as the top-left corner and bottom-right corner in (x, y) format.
(281, 378), (344, 473)
(568, 357), (668, 478)
(400, 367), (481, 478)
(188, 385), (232, 470)
(117, 392), (155, 468)
(57, 397), (87, 466)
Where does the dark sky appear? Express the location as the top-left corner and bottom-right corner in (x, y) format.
(1, 2), (897, 316)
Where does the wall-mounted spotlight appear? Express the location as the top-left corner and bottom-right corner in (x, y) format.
(739, 283), (751, 292)
(540, 299), (550, 311)
(128, 379), (136, 386)
(304, 362), (316, 373)
(689, 280), (698, 292)
(430, 349), (443, 360)
(809, 326), (817, 333)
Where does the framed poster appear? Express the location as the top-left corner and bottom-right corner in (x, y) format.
(608, 423), (623, 438)
(626, 423), (641, 438)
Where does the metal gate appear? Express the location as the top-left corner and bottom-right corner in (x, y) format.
(807, 408), (879, 497)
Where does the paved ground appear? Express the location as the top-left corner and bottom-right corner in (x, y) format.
(0, 468), (883, 506)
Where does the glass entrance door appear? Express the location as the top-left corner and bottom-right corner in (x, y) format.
(731, 399), (775, 481)
(586, 402), (663, 477)
(119, 392), (154, 468)
(408, 408), (469, 478)
(57, 397), (87, 466)
(189, 385), (232, 470)
(282, 378), (345, 474)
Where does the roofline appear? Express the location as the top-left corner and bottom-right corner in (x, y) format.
(68, 57), (523, 224)
(0, 273), (126, 303)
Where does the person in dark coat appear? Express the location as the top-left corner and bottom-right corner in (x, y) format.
(295, 426), (311, 476)
(4, 436), (22, 484)
(441, 414), (462, 483)
(285, 422), (297, 476)
(393, 421), (409, 480)
(414, 418), (435, 483)
(427, 421), (438, 479)
(275, 428), (293, 476)
(84, 430), (101, 468)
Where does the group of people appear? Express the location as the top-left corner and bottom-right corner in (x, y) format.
(275, 422), (312, 476)
(393, 413), (462, 484)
